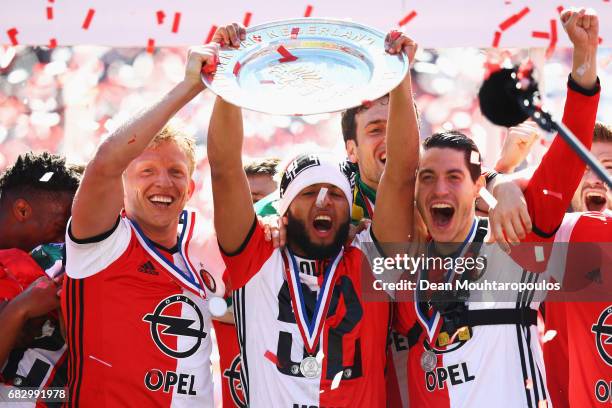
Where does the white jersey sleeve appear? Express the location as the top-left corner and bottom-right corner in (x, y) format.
(65, 216), (131, 279)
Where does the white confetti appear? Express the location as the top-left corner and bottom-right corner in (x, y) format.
(534, 246), (545, 262)
(39, 172), (54, 182)
(331, 371), (343, 390)
(542, 330), (557, 343)
(316, 187), (328, 208)
(478, 187), (498, 209)
(316, 349), (325, 365)
(470, 151), (480, 165)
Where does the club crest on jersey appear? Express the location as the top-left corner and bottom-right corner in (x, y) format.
(223, 355), (246, 408)
(199, 267), (217, 293)
(143, 295), (207, 359)
(591, 306), (612, 366)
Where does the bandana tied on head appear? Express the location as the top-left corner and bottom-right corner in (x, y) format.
(277, 153), (354, 216)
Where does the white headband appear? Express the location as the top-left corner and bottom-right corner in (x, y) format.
(277, 154), (353, 216)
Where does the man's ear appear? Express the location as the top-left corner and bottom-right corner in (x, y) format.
(346, 140), (358, 163)
(12, 198), (32, 222)
(187, 179), (196, 200)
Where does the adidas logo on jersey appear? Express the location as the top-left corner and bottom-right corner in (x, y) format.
(138, 261), (158, 275)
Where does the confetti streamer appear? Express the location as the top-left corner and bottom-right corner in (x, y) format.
(291, 27), (300, 39)
(171, 12), (181, 33)
(331, 371), (343, 390)
(277, 45), (298, 63)
(156, 10), (165, 25)
(492, 31), (502, 47)
(47, 6), (54, 20)
(205, 25), (217, 44)
(498, 7), (530, 31)
(82, 8), (95, 30)
(532, 31), (550, 39)
(7, 28), (18, 46)
(146, 39), (155, 54)
(534, 246), (545, 262)
(304, 5), (313, 17)
(243, 12), (252, 27)
(316, 187), (328, 208)
(543, 189), (562, 200)
(542, 330), (557, 343)
(546, 19), (557, 58)
(40, 172), (54, 182)
(49, 38), (57, 48)
(264, 351), (280, 366)
(233, 61), (241, 76)
(398, 10), (417, 27)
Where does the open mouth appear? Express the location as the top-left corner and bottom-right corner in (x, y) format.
(313, 214), (332, 233)
(583, 191), (607, 212)
(430, 203), (455, 228)
(378, 151), (387, 165)
(149, 194), (174, 208)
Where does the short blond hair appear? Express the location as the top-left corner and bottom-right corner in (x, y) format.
(150, 121), (196, 174)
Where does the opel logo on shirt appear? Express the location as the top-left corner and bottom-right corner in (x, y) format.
(143, 295), (207, 359)
(591, 306), (612, 366)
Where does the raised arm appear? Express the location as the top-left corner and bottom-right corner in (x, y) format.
(521, 8), (599, 237)
(71, 45), (217, 239)
(207, 24), (255, 254)
(372, 32), (420, 242)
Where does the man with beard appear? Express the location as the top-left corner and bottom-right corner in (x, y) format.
(207, 23), (419, 407)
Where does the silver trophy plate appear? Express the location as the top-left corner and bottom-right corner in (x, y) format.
(202, 18), (409, 115)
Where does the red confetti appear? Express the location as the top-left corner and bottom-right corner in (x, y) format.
(146, 38), (155, 54)
(599, 37), (603, 45)
(398, 10), (417, 27)
(532, 31), (550, 39)
(277, 45), (298, 63)
(291, 27), (300, 39)
(264, 350), (280, 366)
(243, 12), (252, 27)
(259, 79), (275, 84)
(46, 6), (54, 20)
(498, 7), (530, 31)
(156, 10), (165, 25)
(304, 5), (313, 17)
(171, 12), (181, 33)
(82, 8), (95, 30)
(7, 28), (18, 46)
(233, 61), (241, 76)
(389, 29), (402, 42)
(252, 34), (262, 42)
(48, 0), (54, 2)
(492, 30), (502, 47)
(205, 25), (217, 44)
(49, 38), (57, 48)
(546, 19), (557, 58)
(543, 189), (562, 200)
(557, 5), (564, 14)
(202, 54), (218, 75)
(361, 100), (373, 108)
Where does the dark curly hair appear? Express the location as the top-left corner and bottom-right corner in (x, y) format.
(0, 152), (81, 203)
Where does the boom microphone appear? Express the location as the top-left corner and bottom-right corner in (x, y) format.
(478, 62), (612, 188)
(478, 63), (540, 128)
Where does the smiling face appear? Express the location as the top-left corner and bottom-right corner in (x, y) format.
(571, 141), (612, 212)
(416, 147), (482, 243)
(123, 140), (194, 235)
(345, 97), (389, 190)
(286, 183), (350, 259)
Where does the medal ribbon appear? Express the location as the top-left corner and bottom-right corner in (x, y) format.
(282, 248), (342, 355)
(129, 209), (206, 298)
(415, 218), (478, 342)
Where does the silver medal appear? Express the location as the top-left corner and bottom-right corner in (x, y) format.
(420, 350), (437, 372)
(300, 356), (321, 378)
